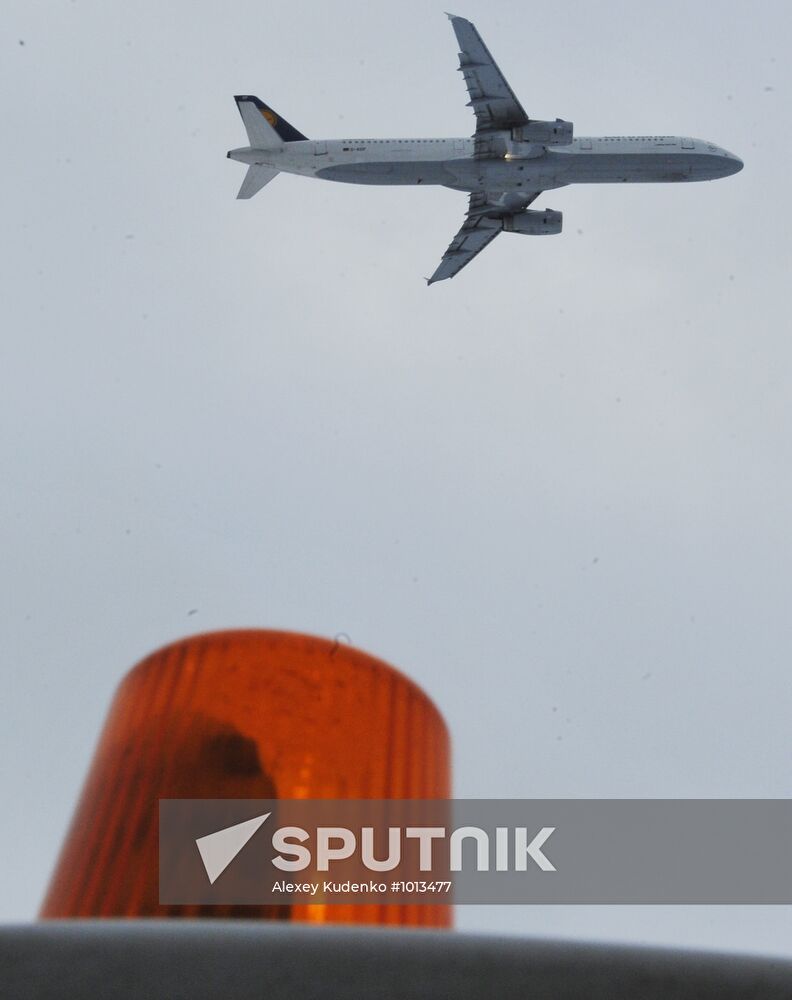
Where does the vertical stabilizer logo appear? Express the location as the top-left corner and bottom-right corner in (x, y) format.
(195, 812), (270, 884)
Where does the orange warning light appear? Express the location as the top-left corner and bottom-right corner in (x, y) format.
(39, 630), (452, 927)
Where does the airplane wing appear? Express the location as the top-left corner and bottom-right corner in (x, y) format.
(427, 190), (540, 285)
(447, 14), (529, 134)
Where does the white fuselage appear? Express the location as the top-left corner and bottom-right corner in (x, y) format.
(228, 134), (743, 192)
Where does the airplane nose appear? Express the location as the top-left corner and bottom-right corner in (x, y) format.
(724, 152), (743, 175)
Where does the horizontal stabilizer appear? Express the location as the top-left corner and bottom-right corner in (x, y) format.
(237, 164), (278, 199)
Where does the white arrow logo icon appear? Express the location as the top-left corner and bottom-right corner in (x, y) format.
(195, 812), (271, 884)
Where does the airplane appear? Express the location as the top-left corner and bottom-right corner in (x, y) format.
(227, 13), (743, 285)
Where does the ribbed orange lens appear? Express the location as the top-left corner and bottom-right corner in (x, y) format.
(39, 630), (451, 927)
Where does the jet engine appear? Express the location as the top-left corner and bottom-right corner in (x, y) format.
(512, 119), (573, 145)
(503, 209), (563, 236)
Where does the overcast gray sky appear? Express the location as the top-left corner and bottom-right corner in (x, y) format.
(2, 0), (791, 954)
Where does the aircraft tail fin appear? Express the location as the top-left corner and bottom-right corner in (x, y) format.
(234, 95), (308, 147)
(236, 164), (279, 199)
